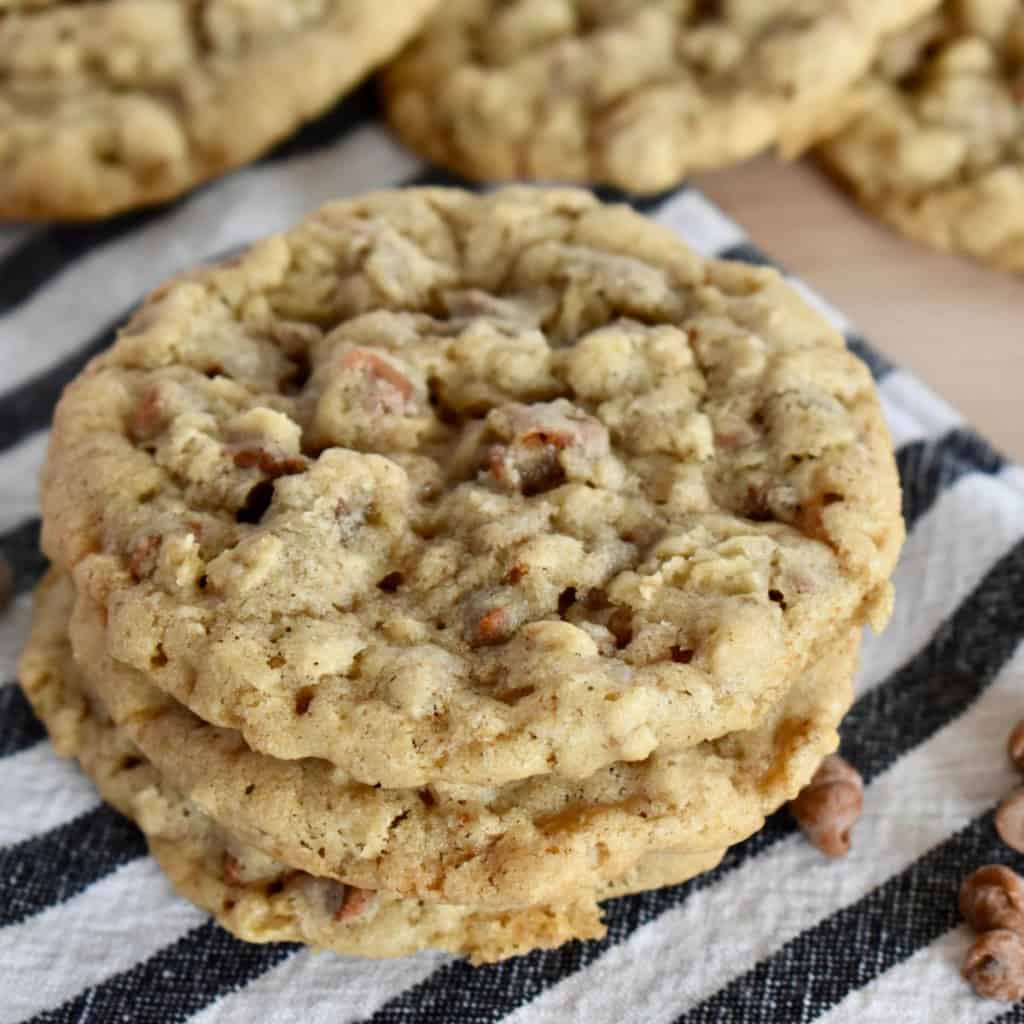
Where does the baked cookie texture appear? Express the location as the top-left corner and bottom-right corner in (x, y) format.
(24, 187), (904, 961)
(17, 582), (724, 964)
(0, 0), (439, 220)
(818, 0), (1024, 272)
(40, 188), (903, 792)
(58, 570), (856, 908)
(381, 0), (941, 193)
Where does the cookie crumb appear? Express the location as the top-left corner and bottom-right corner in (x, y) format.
(472, 606), (515, 647)
(789, 754), (863, 858)
(963, 929), (1024, 1002)
(337, 886), (377, 922)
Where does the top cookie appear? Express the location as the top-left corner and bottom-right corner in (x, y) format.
(42, 187), (903, 788)
(818, 0), (1024, 272)
(382, 0), (941, 193)
(0, 0), (439, 220)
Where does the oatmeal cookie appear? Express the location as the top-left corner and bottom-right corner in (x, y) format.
(0, 0), (439, 219)
(819, 0), (1024, 272)
(382, 0), (940, 193)
(41, 188), (902, 789)
(49, 569), (856, 908)
(17, 590), (722, 964)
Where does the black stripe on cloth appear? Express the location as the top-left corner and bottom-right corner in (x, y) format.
(0, 805), (145, 929)
(0, 517), (47, 596)
(844, 330), (895, 381)
(0, 682), (46, 758)
(717, 240), (782, 269)
(838, 534), (1024, 780)
(28, 921), (298, 1024)
(0, 311), (122, 456)
(898, 427), (1007, 533)
(354, 536), (1024, 1024)
(0, 83), (380, 318)
(677, 809), (1021, 1024)
(593, 183), (691, 213)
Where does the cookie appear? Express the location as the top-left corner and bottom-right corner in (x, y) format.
(818, 0), (1024, 272)
(0, 1), (439, 220)
(381, 0), (941, 193)
(17, 595), (723, 964)
(44, 568), (855, 908)
(41, 187), (903, 789)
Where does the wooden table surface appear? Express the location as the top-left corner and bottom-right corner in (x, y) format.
(693, 157), (1022, 462)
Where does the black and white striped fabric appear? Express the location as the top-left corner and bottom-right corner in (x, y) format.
(3, 82), (1024, 1024)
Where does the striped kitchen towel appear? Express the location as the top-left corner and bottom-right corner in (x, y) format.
(2, 83), (1023, 1024)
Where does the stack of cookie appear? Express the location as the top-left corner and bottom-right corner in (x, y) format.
(19, 187), (904, 963)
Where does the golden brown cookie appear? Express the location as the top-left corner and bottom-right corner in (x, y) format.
(41, 188), (902, 791)
(382, 0), (940, 193)
(31, 568), (857, 909)
(0, 1), (439, 220)
(41, 187), (902, 789)
(17, 591), (724, 963)
(818, 0), (1024, 272)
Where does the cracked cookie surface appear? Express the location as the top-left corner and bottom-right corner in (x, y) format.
(382, 0), (940, 193)
(42, 187), (902, 789)
(0, 0), (439, 219)
(818, 0), (1024, 272)
(16, 583), (723, 964)
(42, 569), (858, 907)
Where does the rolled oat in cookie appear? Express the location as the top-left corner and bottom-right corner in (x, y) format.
(382, 0), (940, 193)
(52, 569), (858, 907)
(0, 1), (440, 220)
(818, 0), (1024, 272)
(16, 600), (723, 964)
(41, 187), (903, 789)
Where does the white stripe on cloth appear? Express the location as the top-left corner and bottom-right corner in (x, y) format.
(651, 190), (747, 258)
(0, 742), (98, 845)
(499, 638), (1024, 1024)
(812, 928), (984, 1024)
(0, 125), (421, 399)
(859, 471), (1024, 691)
(188, 949), (450, 1024)
(786, 277), (853, 336)
(0, 858), (204, 1024)
(879, 370), (963, 448)
(1000, 464), (1024, 498)
(0, 431), (47, 532)
(880, 371), (965, 444)
(0, 592), (33, 683)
